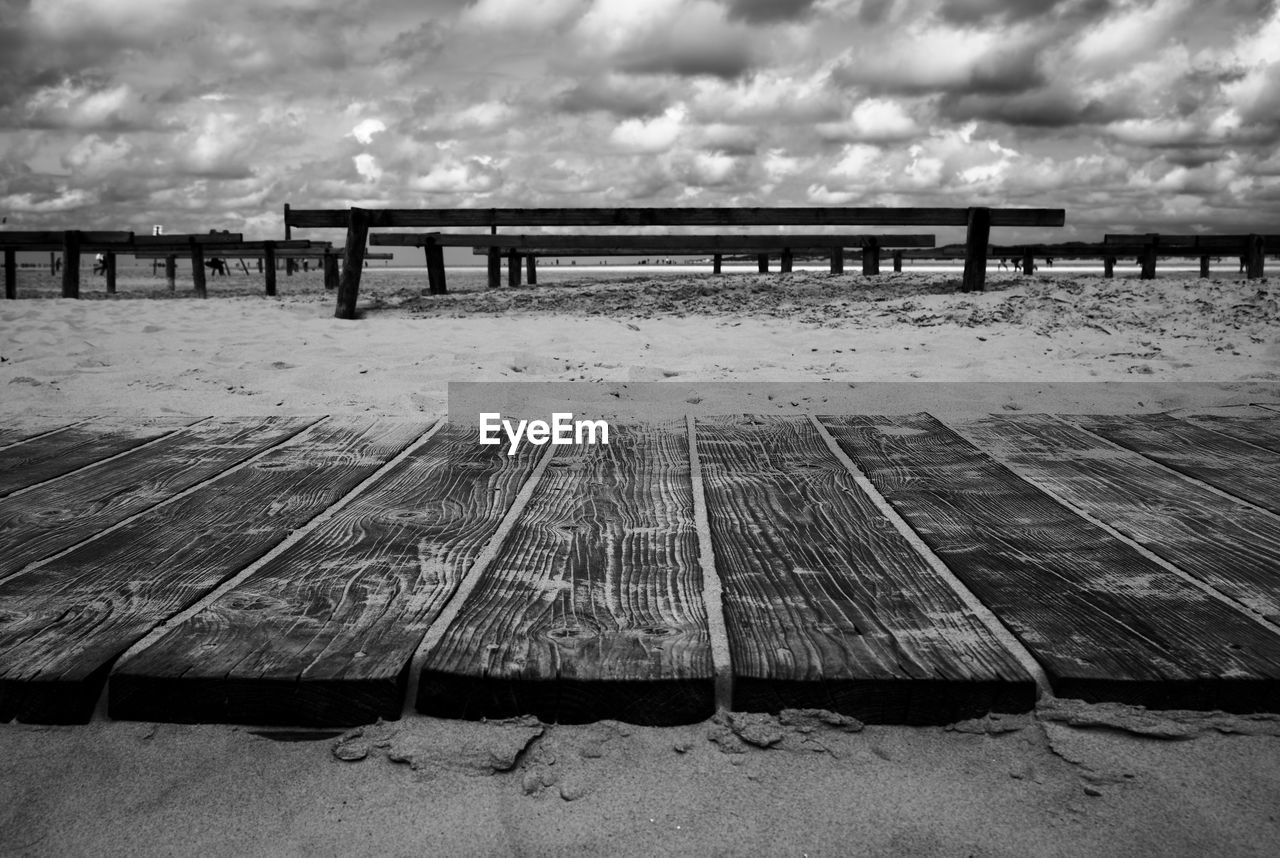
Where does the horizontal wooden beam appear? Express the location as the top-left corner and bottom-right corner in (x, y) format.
(379, 233), (936, 250)
(0, 231), (134, 250)
(288, 207), (1065, 229)
(128, 241), (326, 257)
(1104, 234), (1280, 251)
(132, 234), (246, 247)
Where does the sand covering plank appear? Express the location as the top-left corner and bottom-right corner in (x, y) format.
(0, 416), (317, 581)
(1074, 413), (1280, 514)
(820, 413), (1280, 712)
(111, 424), (539, 727)
(696, 415), (1035, 724)
(0, 416), (199, 498)
(0, 417), (424, 723)
(961, 414), (1280, 624)
(417, 421), (713, 726)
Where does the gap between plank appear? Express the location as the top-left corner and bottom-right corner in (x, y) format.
(0, 416), (100, 453)
(686, 414), (734, 713)
(0, 416), (319, 589)
(808, 414), (1054, 700)
(0, 416), (211, 501)
(950, 415), (1280, 638)
(94, 416), (448, 722)
(401, 436), (559, 718)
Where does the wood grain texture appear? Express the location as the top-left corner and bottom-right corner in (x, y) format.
(960, 414), (1280, 623)
(418, 421), (713, 726)
(696, 416), (1034, 724)
(0, 416), (198, 497)
(111, 423), (539, 727)
(0, 419), (86, 450)
(820, 413), (1280, 713)
(0, 418), (426, 724)
(377, 233), (938, 249)
(0, 417), (316, 581)
(1169, 407), (1280, 456)
(1073, 413), (1280, 515)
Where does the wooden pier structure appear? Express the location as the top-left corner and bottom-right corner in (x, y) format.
(2, 407), (1280, 727)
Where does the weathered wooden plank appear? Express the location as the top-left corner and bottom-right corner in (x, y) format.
(960, 414), (1280, 624)
(0, 417), (317, 581)
(0, 417), (427, 724)
(110, 423), (540, 727)
(418, 421), (712, 726)
(820, 413), (1280, 712)
(697, 416), (1034, 723)
(1073, 413), (1280, 515)
(0, 231), (133, 249)
(1176, 408), (1280, 454)
(0, 416), (198, 498)
(382, 233), (939, 250)
(0, 419), (88, 450)
(288, 207), (1065, 229)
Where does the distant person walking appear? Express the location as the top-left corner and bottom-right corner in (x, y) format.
(93, 253), (106, 276)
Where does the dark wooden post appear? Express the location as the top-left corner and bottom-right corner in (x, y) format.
(1104, 256), (1115, 278)
(336, 207), (370, 319)
(713, 253), (722, 274)
(61, 230), (81, 298)
(487, 248), (501, 288)
(257, 258), (263, 273)
(324, 251), (340, 291)
(264, 242), (277, 296)
(165, 255), (176, 290)
(1140, 234), (1157, 280)
(757, 253), (769, 273)
(781, 248), (793, 273)
(49, 251), (56, 275)
(4, 249), (15, 299)
(893, 251), (903, 272)
(427, 243), (447, 294)
(1021, 249), (1034, 275)
(1200, 255), (1210, 277)
(1245, 234), (1264, 279)
(526, 254), (537, 285)
(862, 240), (880, 276)
(830, 248), (843, 274)
(190, 239), (207, 298)
(507, 250), (521, 287)
(282, 203), (294, 278)
(105, 251), (117, 294)
(961, 207), (991, 293)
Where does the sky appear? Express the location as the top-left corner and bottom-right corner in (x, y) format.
(2, 0), (1279, 245)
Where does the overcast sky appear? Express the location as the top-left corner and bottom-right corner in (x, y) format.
(2, 0), (1278, 243)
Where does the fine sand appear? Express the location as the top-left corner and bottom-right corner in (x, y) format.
(2, 267), (1280, 856)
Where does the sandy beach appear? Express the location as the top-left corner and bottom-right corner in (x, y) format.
(3, 268), (1280, 857)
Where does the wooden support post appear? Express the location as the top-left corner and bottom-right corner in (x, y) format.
(1104, 256), (1115, 278)
(830, 248), (844, 274)
(257, 259), (263, 274)
(1140, 235), (1157, 280)
(336, 207), (370, 319)
(862, 240), (880, 276)
(425, 242), (447, 294)
(961, 207), (990, 293)
(1021, 249), (1034, 276)
(713, 253), (722, 274)
(165, 255), (176, 291)
(4, 249), (15, 299)
(190, 239), (207, 298)
(1200, 255), (1210, 278)
(781, 248), (793, 273)
(61, 230), (81, 298)
(757, 253), (769, 273)
(264, 242), (277, 296)
(105, 251), (116, 295)
(324, 251), (340, 291)
(1245, 234), (1264, 279)
(49, 251), (56, 275)
(526, 253), (537, 285)
(508, 249), (521, 287)
(893, 251), (903, 272)
(487, 248), (501, 288)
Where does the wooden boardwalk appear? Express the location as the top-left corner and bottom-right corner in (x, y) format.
(2, 408), (1280, 727)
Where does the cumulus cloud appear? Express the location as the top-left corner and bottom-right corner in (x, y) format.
(818, 98), (921, 142)
(610, 105), (686, 153)
(351, 119), (386, 145)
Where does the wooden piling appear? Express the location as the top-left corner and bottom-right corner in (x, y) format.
(830, 247), (844, 274)
(336, 207), (370, 319)
(324, 251), (339, 291)
(264, 242), (277, 296)
(713, 253), (722, 274)
(48, 251), (56, 276)
(189, 239), (207, 298)
(165, 255), (176, 291)
(862, 240), (880, 276)
(1245, 234), (1264, 279)
(893, 251), (903, 272)
(1104, 256), (1115, 278)
(1021, 249), (1034, 276)
(507, 250), (521, 287)
(757, 253), (769, 273)
(526, 253), (537, 285)
(781, 248), (793, 273)
(961, 207), (990, 293)
(105, 251), (116, 295)
(1140, 235), (1157, 280)
(4, 249), (15, 299)
(257, 259), (263, 274)
(487, 248), (501, 289)
(425, 242), (447, 294)
(61, 230), (81, 298)
(1200, 255), (1210, 278)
